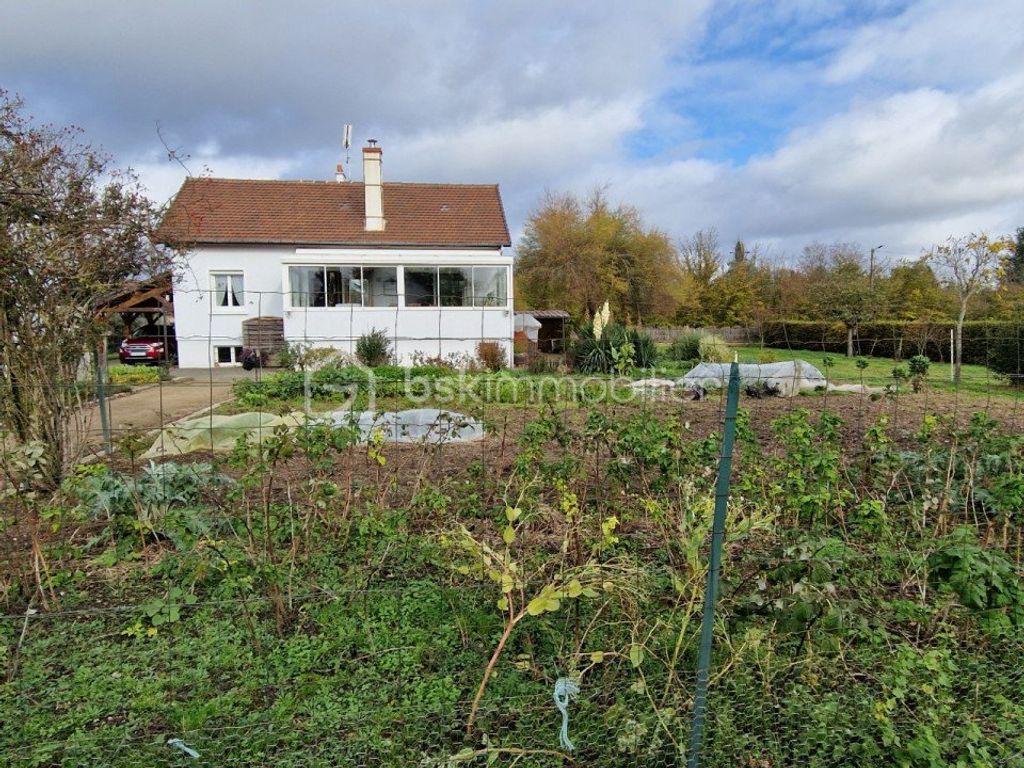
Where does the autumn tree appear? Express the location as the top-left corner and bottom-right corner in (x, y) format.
(991, 229), (1024, 320)
(1006, 227), (1024, 285)
(675, 229), (722, 324)
(930, 233), (1010, 384)
(679, 228), (721, 288)
(791, 242), (879, 355)
(701, 241), (763, 326)
(516, 190), (684, 323)
(883, 259), (949, 321)
(0, 93), (168, 487)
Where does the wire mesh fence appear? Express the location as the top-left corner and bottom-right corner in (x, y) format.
(2, 299), (1024, 766)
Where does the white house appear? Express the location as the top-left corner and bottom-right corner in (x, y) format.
(158, 144), (513, 368)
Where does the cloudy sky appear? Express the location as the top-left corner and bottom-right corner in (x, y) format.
(4, 0), (1023, 260)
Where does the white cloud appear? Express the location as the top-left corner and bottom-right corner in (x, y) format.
(390, 99), (645, 184)
(4, 0), (1022, 261)
(128, 151), (300, 204)
(573, 72), (1024, 258)
(826, 0), (1024, 85)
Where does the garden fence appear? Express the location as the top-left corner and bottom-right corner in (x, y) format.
(2, 286), (1024, 767)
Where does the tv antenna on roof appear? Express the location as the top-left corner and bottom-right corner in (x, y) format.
(342, 124), (353, 166)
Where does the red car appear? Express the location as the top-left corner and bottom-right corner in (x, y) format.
(118, 324), (177, 365)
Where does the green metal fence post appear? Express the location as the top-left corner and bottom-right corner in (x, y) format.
(687, 360), (741, 768)
(94, 348), (112, 453)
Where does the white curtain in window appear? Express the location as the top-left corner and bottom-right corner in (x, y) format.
(213, 274), (243, 307)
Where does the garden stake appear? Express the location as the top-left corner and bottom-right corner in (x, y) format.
(687, 360), (740, 768)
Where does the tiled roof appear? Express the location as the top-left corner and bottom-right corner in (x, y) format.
(157, 177), (511, 248)
(524, 309), (571, 320)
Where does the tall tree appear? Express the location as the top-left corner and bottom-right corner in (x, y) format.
(676, 228), (722, 324)
(823, 255), (875, 356)
(679, 228), (722, 288)
(516, 190), (684, 323)
(796, 242), (880, 355)
(884, 259), (949, 321)
(0, 93), (168, 487)
(930, 233), (1010, 384)
(1005, 226), (1024, 285)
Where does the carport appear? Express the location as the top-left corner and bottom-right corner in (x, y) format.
(93, 272), (174, 340)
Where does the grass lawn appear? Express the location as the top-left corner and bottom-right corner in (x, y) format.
(730, 345), (1014, 399)
(653, 343), (1015, 399)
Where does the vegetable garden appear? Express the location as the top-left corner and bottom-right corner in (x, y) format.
(3, 363), (1024, 767)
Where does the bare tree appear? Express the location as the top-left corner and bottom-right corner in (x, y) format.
(679, 228), (722, 288)
(0, 92), (170, 487)
(930, 233), (1010, 384)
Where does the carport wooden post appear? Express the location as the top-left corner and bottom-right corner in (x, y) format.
(687, 360), (740, 768)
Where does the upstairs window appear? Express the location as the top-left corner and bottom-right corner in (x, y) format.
(212, 272), (244, 308)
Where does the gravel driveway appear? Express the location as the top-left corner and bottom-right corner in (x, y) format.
(83, 367), (256, 449)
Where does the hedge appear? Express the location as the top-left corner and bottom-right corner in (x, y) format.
(107, 364), (161, 386)
(758, 321), (1024, 375)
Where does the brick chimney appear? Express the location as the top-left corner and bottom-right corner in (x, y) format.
(363, 141), (384, 231)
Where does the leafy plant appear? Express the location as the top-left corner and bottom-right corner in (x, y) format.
(356, 328), (393, 367)
(908, 354), (931, 392)
(67, 461), (229, 534)
(141, 586), (197, 628)
(697, 333), (730, 363)
(669, 331), (704, 362)
(573, 322), (655, 373)
(928, 527), (1024, 627)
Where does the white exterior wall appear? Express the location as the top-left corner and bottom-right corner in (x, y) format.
(173, 245), (514, 368)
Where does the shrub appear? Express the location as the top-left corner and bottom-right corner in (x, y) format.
(670, 331), (704, 362)
(274, 341), (304, 370)
(697, 334), (730, 363)
(276, 342), (349, 371)
(908, 354), (931, 392)
(630, 329), (657, 369)
(476, 341), (506, 372)
(670, 331), (730, 364)
(356, 328), (392, 367)
(572, 323), (656, 374)
(108, 364), (159, 386)
(410, 350), (476, 370)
